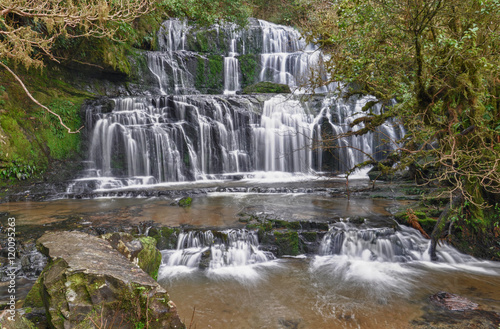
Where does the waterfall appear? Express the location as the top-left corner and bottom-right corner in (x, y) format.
(69, 94), (403, 192)
(147, 19), (196, 95)
(67, 18), (406, 192)
(79, 96), (258, 190)
(318, 221), (476, 263)
(253, 95), (315, 172)
(223, 26), (241, 95)
(159, 229), (275, 279)
(258, 20), (332, 93)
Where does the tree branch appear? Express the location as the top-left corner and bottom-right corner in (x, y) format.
(0, 61), (83, 134)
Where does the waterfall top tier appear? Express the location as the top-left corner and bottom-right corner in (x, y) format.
(146, 18), (331, 95)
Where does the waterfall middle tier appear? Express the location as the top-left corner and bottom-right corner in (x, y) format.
(71, 94), (403, 191)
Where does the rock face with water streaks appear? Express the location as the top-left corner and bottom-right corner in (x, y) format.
(32, 231), (184, 329)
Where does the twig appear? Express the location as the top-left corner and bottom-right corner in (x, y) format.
(188, 307), (196, 329)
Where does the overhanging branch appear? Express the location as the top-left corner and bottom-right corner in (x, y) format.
(0, 61), (83, 134)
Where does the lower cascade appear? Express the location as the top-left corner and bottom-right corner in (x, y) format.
(157, 222), (496, 285)
(318, 222), (475, 263)
(159, 229), (275, 279)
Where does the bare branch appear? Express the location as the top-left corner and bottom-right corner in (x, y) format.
(0, 61), (83, 134)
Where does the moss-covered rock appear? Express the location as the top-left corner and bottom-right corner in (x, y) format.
(178, 196), (193, 207)
(0, 69), (89, 186)
(186, 28), (228, 55)
(242, 81), (291, 94)
(23, 277), (44, 309)
(394, 209), (438, 235)
(238, 54), (260, 88)
(138, 237), (162, 280)
(273, 231), (300, 256)
(100, 233), (162, 280)
(0, 311), (37, 329)
(36, 231), (184, 329)
(194, 55), (224, 94)
(149, 227), (180, 250)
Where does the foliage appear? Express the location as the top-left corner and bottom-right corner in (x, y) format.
(0, 0), (156, 70)
(249, 0), (317, 26)
(0, 69), (89, 184)
(0, 161), (36, 181)
(0, 0), (253, 136)
(302, 0), (500, 229)
(158, 0), (250, 27)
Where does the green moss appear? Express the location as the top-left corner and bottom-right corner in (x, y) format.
(149, 227), (180, 250)
(137, 237), (162, 279)
(0, 69), (89, 185)
(41, 98), (82, 160)
(271, 219), (301, 230)
(195, 55), (224, 94)
(24, 278), (44, 309)
(273, 231), (300, 256)
(178, 196), (192, 207)
(418, 217), (438, 232)
(300, 231), (318, 243)
(238, 54), (259, 88)
(189, 30), (227, 55)
(242, 81), (291, 94)
(394, 209), (437, 234)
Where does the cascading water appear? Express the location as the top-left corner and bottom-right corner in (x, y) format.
(315, 96), (404, 172)
(71, 95), (259, 191)
(159, 229), (276, 281)
(223, 25), (241, 95)
(147, 19), (197, 95)
(253, 95), (318, 173)
(68, 18), (405, 193)
(258, 20), (332, 93)
(310, 220), (495, 297)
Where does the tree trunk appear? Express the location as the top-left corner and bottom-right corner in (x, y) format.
(430, 195), (461, 260)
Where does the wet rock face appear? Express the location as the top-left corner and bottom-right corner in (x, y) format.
(430, 292), (479, 311)
(33, 231), (184, 329)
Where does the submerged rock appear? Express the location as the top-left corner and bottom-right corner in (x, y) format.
(430, 292), (479, 311)
(30, 231), (183, 329)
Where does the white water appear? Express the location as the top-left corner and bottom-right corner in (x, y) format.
(223, 25), (241, 95)
(147, 20), (195, 95)
(258, 19), (333, 93)
(157, 221), (500, 326)
(159, 229), (276, 283)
